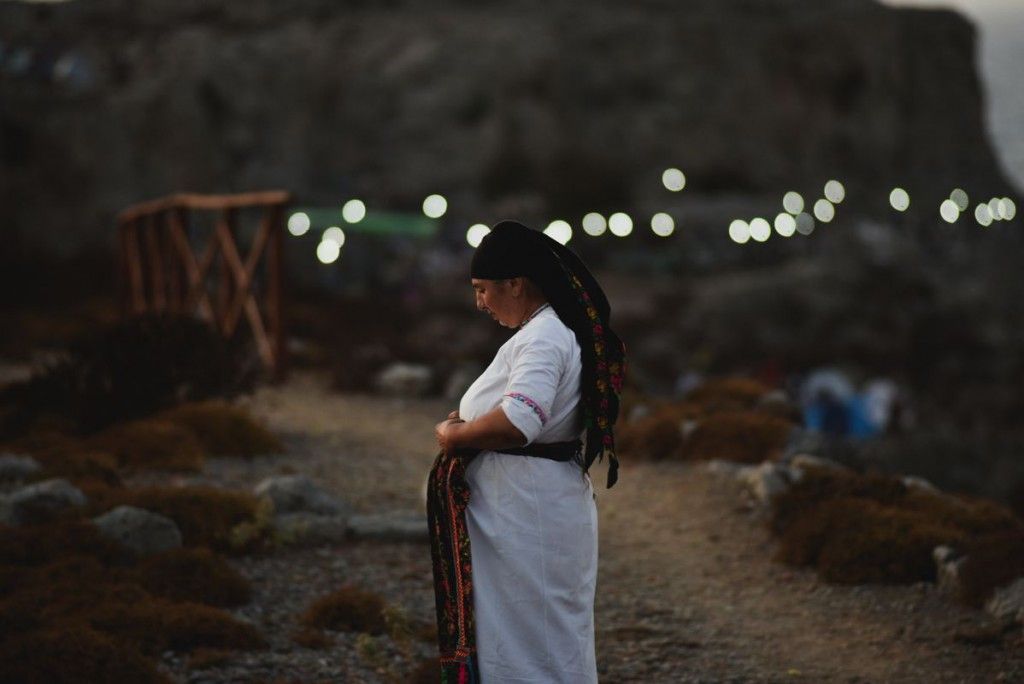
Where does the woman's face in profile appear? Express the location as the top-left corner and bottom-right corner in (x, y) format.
(471, 278), (519, 328)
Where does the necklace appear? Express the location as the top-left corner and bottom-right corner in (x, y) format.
(519, 303), (551, 329)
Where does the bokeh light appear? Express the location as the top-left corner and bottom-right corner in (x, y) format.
(889, 188), (910, 212)
(795, 213), (815, 236)
(423, 194), (448, 219)
(466, 223), (490, 248)
(582, 212), (607, 236)
(662, 168), (686, 192)
(544, 220), (573, 244)
(939, 200), (960, 224)
(950, 188), (969, 212)
(975, 203), (994, 227)
(608, 212), (633, 237)
(749, 217), (771, 242)
(342, 199), (366, 223)
(782, 191), (805, 215)
(999, 198), (1017, 221)
(824, 180), (846, 204)
(650, 212), (675, 237)
(813, 199), (835, 223)
(774, 212), (796, 237)
(287, 212), (310, 236)
(323, 226), (346, 246)
(728, 220), (750, 244)
(988, 198), (1003, 221)
(316, 239), (340, 264)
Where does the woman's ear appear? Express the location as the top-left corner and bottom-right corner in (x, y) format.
(509, 277), (524, 298)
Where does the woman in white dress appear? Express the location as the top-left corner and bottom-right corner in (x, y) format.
(428, 220), (626, 684)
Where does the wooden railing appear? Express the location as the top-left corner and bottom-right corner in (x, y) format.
(117, 190), (291, 381)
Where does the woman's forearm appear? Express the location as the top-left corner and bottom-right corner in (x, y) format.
(447, 405), (527, 451)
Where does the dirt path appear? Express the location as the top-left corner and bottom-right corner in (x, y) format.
(231, 371), (1024, 683)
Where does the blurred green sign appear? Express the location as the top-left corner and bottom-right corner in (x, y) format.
(298, 208), (438, 238)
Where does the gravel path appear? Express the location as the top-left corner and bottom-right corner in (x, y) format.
(160, 370), (1024, 683)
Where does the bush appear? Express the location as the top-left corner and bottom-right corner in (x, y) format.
(0, 520), (133, 568)
(300, 585), (390, 635)
(616, 414), (684, 460)
(132, 547), (251, 607)
(771, 465), (1024, 587)
(776, 497), (969, 584)
(85, 485), (262, 553)
(0, 625), (172, 684)
(158, 401), (283, 457)
(684, 377), (771, 412)
(0, 312), (258, 439)
(682, 410), (793, 463)
(956, 529), (1024, 607)
(86, 419), (205, 472)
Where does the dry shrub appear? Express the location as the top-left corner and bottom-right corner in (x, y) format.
(85, 484), (261, 553)
(158, 401), (283, 457)
(407, 657), (441, 684)
(682, 410), (793, 463)
(0, 625), (172, 684)
(616, 414), (683, 460)
(777, 497), (969, 584)
(770, 466), (907, 535)
(684, 377), (771, 412)
(86, 418), (205, 472)
(955, 529), (1024, 607)
(772, 466), (1024, 587)
(133, 547), (251, 607)
(0, 520), (133, 568)
(188, 647), (236, 669)
(0, 432), (123, 487)
(87, 599), (266, 655)
(300, 585), (389, 635)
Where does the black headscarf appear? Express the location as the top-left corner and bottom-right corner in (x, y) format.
(471, 220), (626, 488)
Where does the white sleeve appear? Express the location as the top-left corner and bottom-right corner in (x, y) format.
(500, 332), (565, 445)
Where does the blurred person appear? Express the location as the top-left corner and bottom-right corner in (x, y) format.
(428, 220), (626, 684)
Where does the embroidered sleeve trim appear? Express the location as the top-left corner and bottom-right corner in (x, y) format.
(504, 392), (548, 426)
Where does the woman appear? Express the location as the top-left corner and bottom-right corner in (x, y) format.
(428, 220), (625, 683)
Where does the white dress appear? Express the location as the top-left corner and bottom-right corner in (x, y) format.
(458, 305), (599, 684)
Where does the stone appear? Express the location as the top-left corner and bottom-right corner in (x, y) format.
(1, 478), (86, 525)
(92, 505), (183, 555)
(254, 475), (351, 517)
(375, 362), (433, 397)
(0, 453), (42, 482)
(788, 453), (851, 482)
(934, 545), (967, 596)
(901, 475), (938, 492)
(737, 462), (794, 505)
(272, 512), (349, 546)
(986, 576), (1024, 624)
(347, 511), (428, 542)
(704, 459), (744, 477)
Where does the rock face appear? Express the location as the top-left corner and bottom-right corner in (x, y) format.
(0, 453), (42, 483)
(0, 478), (86, 525)
(92, 505), (183, 555)
(0, 0), (1012, 257)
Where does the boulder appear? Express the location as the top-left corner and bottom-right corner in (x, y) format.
(92, 505), (183, 555)
(901, 475), (938, 492)
(986, 577), (1024, 624)
(933, 545), (968, 596)
(704, 459), (745, 478)
(375, 363), (433, 397)
(737, 462), (794, 505)
(347, 511), (428, 543)
(272, 512), (349, 546)
(254, 475), (351, 517)
(0, 453), (42, 482)
(0, 478), (86, 525)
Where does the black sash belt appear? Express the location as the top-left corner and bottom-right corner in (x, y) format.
(496, 439), (582, 462)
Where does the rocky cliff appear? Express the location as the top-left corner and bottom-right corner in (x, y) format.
(0, 0), (1015, 257)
